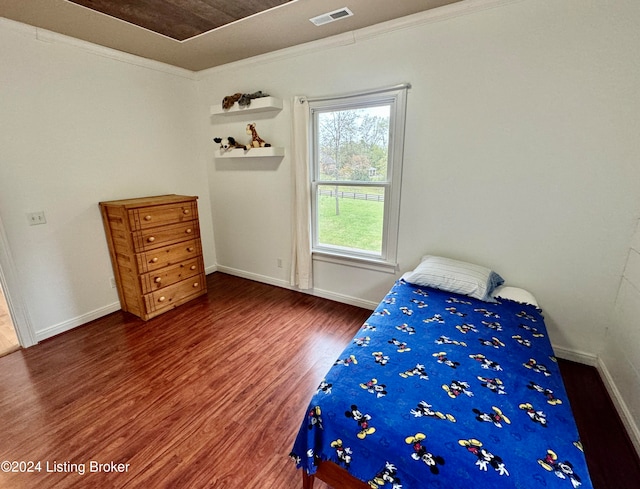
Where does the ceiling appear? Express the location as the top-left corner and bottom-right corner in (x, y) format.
(0, 0), (464, 71)
(66, 0), (294, 42)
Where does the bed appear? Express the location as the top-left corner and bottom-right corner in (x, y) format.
(290, 256), (593, 489)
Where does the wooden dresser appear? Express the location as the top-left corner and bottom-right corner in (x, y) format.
(99, 194), (207, 320)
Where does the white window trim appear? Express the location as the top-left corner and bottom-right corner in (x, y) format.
(308, 83), (410, 273)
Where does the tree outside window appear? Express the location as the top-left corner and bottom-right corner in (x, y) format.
(310, 85), (408, 269)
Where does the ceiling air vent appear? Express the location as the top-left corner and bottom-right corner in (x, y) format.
(309, 7), (354, 26)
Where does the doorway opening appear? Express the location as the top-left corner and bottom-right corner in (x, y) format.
(0, 282), (20, 357)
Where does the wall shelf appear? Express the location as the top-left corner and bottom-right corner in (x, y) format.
(210, 97), (283, 116)
(215, 147), (284, 158)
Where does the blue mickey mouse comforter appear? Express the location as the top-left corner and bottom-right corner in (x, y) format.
(291, 280), (593, 489)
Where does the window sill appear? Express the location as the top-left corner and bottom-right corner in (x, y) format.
(312, 251), (398, 274)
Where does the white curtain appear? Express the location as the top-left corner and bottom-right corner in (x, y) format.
(290, 96), (313, 289)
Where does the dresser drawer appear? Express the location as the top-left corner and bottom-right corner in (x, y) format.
(132, 221), (199, 252)
(136, 239), (202, 273)
(128, 201), (198, 230)
(144, 274), (206, 314)
(140, 257), (202, 294)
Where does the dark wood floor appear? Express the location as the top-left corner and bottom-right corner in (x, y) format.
(558, 359), (640, 489)
(0, 273), (638, 488)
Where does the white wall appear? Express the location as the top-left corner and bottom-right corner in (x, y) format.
(0, 19), (216, 340)
(600, 219), (640, 453)
(198, 0), (640, 358)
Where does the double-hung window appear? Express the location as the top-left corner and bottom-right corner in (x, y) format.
(309, 85), (409, 272)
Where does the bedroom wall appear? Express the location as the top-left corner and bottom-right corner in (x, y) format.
(198, 0), (640, 359)
(0, 19), (216, 341)
(600, 219), (640, 453)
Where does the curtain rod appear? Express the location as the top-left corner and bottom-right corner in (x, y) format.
(305, 82), (411, 103)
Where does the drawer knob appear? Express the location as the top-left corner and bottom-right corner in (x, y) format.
(187, 247), (194, 252)
(193, 282), (199, 287)
(183, 209), (190, 215)
(186, 228), (192, 234)
(147, 236), (156, 243)
(190, 265), (196, 270)
(144, 215), (152, 221)
(158, 296), (166, 302)
(154, 277), (162, 283)
(151, 257), (158, 263)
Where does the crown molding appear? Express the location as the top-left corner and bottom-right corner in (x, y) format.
(195, 31), (356, 79)
(0, 17), (197, 80)
(196, 0), (523, 79)
(0, 16), (34, 36)
(355, 0), (524, 41)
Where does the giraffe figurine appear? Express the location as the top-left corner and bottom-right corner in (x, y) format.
(245, 123), (271, 149)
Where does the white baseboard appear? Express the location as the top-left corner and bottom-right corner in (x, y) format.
(214, 266), (378, 310)
(309, 287), (378, 310)
(35, 266), (219, 343)
(35, 302), (121, 342)
(214, 265), (290, 289)
(553, 346), (640, 456)
(554, 345), (640, 456)
(552, 345), (599, 366)
(596, 357), (640, 457)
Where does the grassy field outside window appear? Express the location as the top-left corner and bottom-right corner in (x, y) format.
(317, 188), (384, 253)
(309, 85), (408, 266)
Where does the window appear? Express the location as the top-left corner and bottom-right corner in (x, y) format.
(309, 85), (408, 272)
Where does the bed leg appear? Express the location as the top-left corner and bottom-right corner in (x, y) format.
(302, 471), (315, 489)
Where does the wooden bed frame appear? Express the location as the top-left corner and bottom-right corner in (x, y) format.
(302, 460), (370, 489)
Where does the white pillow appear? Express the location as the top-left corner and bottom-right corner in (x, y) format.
(492, 286), (539, 307)
(402, 255), (504, 302)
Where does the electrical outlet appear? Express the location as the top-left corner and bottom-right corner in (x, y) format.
(110, 277), (117, 288)
(27, 211), (47, 226)
(277, 258), (283, 268)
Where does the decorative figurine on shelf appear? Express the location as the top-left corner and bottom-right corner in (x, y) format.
(221, 90), (270, 110)
(213, 136), (247, 152)
(245, 123), (271, 149)
(222, 93), (243, 110)
(238, 91), (269, 107)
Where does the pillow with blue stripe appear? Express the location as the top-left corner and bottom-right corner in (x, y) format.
(403, 255), (504, 302)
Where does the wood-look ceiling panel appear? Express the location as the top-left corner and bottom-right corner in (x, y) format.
(68, 0), (292, 41)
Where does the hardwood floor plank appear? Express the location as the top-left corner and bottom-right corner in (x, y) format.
(0, 272), (637, 489)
